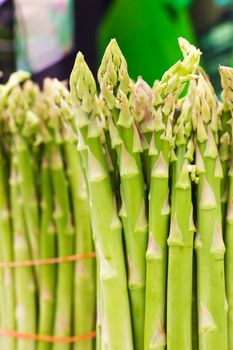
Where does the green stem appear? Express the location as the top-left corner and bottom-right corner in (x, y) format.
(113, 112), (148, 350)
(167, 145), (195, 350)
(144, 131), (170, 350)
(38, 144), (56, 350)
(225, 157), (233, 349)
(15, 134), (39, 275)
(0, 148), (16, 350)
(96, 256), (102, 350)
(10, 152), (36, 350)
(50, 143), (74, 350)
(86, 134), (134, 350)
(195, 145), (227, 349)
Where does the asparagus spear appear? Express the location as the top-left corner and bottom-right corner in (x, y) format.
(219, 66), (233, 350)
(225, 153), (233, 350)
(7, 83), (41, 282)
(98, 39), (148, 349)
(50, 142), (74, 350)
(15, 128), (40, 264)
(38, 144), (56, 350)
(0, 146), (16, 350)
(10, 151), (37, 350)
(70, 52), (134, 350)
(225, 144), (233, 350)
(167, 95), (196, 350)
(193, 70), (227, 350)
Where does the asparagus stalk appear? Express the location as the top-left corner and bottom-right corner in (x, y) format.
(0, 146), (16, 350)
(38, 144), (56, 350)
(143, 82), (170, 350)
(219, 66), (233, 349)
(167, 95), (196, 350)
(7, 83), (41, 282)
(193, 70), (227, 350)
(15, 131), (40, 263)
(225, 157), (233, 346)
(10, 151), (37, 350)
(50, 142), (74, 350)
(70, 52), (134, 350)
(98, 39), (148, 349)
(225, 150), (233, 350)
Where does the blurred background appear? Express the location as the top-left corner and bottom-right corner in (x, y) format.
(0, 0), (233, 93)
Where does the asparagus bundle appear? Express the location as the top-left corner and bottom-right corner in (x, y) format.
(2, 36), (233, 350)
(68, 37), (233, 350)
(0, 74), (96, 350)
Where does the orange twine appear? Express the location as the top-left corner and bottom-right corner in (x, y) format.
(0, 252), (96, 268)
(0, 329), (96, 343)
(0, 252), (97, 342)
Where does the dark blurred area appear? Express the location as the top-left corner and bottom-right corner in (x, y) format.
(0, 0), (233, 93)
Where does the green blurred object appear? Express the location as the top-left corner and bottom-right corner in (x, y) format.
(98, 0), (195, 85)
(214, 0), (233, 5)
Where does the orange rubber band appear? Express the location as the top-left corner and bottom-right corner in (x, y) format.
(0, 252), (96, 268)
(0, 328), (96, 343)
